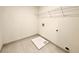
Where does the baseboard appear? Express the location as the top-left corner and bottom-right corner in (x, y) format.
(0, 33), (69, 53)
(1, 34), (38, 51)
(0, 44), (3, 52)
(38, 34), (69, 53)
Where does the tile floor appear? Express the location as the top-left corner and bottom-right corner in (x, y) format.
(1, 35), (66, 53)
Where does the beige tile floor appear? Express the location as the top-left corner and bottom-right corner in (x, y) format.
(1, 35), (66, 53)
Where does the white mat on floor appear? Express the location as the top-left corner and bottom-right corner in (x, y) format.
(32, 37), (49, 49)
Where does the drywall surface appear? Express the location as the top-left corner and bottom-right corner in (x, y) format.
(1, 7), (38, 44)
(58, 17), (79, 52)
(38, 6), (79, 52)
(0, 7), (4, 50)
(0, 32), (2, 50)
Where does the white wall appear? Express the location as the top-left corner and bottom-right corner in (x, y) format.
(0, 7), (4, 50)
(38, 6), (61, 46)
(1, 7), (38, 44)
(57, 17), (79, 52)
(1, 6), (79, 52)
(38, 6), (79, 52)
(0, 32), (2, 50)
